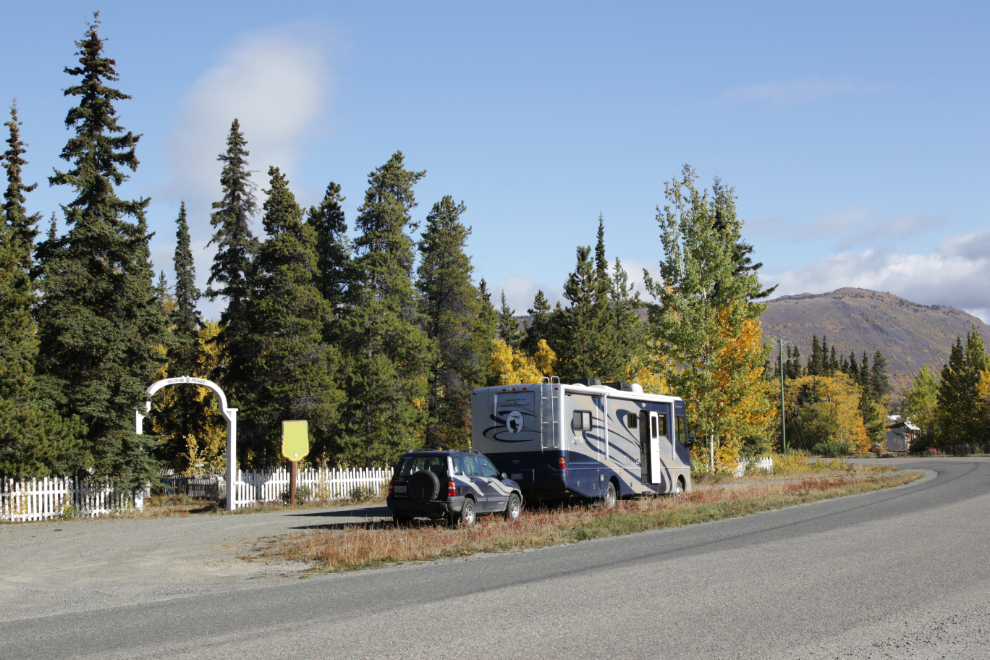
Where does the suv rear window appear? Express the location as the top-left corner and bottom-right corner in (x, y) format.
(396, 455), (448, 477)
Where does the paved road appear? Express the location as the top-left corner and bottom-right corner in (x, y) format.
(3, 458), (989, 659)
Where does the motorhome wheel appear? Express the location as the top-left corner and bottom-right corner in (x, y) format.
(604, 481), (617, 509)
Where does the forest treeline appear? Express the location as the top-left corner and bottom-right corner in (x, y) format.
(2, 17), (987, 486)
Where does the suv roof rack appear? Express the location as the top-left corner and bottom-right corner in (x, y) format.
(404, 448), (479, 454)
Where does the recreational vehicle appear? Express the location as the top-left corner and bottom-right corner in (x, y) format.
(471, 378), (695, 505)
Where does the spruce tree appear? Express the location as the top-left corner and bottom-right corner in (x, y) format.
(937, 327), (989, 443)
(870, 350), (892, 402)
(0, 101), (86, 478)
(155, 203), (204, 466)
(847, 351), (859, 381)
(610, 256), (647, 380)
(34, 15), (165, 486)
(238, 167), (343, 464)
(306, 181), (351, 320)
(170, 202), (202, 371)
(522, 290), (554, 355)
(808, 336), (822, 376)
(2, 102), (40, 266)
(556, 220), (624, 381)
(337, 152), (434, 465)
(417, 195), (486, 447)
(497, 291), (523, 349)
(206, 119), (258, 396)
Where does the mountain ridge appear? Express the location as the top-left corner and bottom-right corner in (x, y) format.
(759, 287), (990, 393)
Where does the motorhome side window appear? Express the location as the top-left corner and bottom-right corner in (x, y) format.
(573, 411), (592, 431)
(676, 415), (687, 443)
(627, 413), (637, 429)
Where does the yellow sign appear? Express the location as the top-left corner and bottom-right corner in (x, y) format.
(281, 420), (309, 462)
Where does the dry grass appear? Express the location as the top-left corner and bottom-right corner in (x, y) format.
(254, 465), (920, 572)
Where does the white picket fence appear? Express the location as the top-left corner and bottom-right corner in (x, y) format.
(735, 456), (774, 477)
(224, 467), (390, 509)
(1, 476), (148, 522)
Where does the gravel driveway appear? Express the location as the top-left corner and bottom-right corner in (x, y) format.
(0, 503), (391, 622)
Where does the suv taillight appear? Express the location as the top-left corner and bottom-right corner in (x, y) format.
(388, 479), (394, 496)
(448, 480), (457, 497)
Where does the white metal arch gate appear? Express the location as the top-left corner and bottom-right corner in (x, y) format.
(134, 376), (238, 511)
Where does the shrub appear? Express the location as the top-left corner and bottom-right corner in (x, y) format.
(280, 485), (312, 505)
(348, 484), (377, 501)
(812, 439), (852, 458)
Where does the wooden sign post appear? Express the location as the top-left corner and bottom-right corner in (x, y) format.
(281, 421), (309, 506)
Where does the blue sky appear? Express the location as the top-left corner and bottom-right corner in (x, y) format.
(4, 1), (989, 320)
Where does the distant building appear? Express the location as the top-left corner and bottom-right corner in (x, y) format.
(885, 415), (919, 452)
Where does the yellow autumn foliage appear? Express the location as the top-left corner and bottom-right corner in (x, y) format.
(785, 373), (871, 453)
(152, 320), (228, 473)
(680, 311), (774, 472)
(489, 339), (556, 385)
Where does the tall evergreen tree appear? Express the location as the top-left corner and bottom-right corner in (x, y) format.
(497, 290), (523, 349)
(337, 152), (434, 465)
(870, 349), (892, 403)
(306, 181), (351, 320)
(2, 102), (40, 266)
(555, 219), (628, 381)
(154, 203), (204, 466)
(807, 335), (823, 376)
(1, 99), (87, 479)
(476, 279), (498, 343)
(238, 168), (343, 464)
(522, 289), (554, 355)
(170, 202), (202, 371)
(205, 119), (258, 396)
(1, 102), (40, 400)
(34, 15), (166, 486)
(937, 327), (989, 443)
(847, 350), (859, 381)
(417, 195), (486, 447)
(609, 256), (648, 379)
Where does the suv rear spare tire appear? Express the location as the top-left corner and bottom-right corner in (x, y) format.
(409, 470), (441, 504)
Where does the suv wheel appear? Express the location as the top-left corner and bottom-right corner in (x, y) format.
(409, 470), (441, 504)
(459, 498), (477, 527)
(504, 493), (521, 521)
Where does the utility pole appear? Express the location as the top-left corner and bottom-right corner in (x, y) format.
(778, 337), (787, 453)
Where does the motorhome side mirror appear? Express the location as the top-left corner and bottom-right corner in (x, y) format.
(501, 472), (508, 480)
(688, 430), (697, 446)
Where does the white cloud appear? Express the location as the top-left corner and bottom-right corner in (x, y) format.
(747, 208), (945, 251)
(155, 27), (334, 322)
(161, 29), (332, 238)
(764, 229), (990, 317)
(492, 275), (561, 315)
(722, 75), (885, 106)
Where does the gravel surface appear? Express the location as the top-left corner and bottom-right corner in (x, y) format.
(0, 502), (392, 621)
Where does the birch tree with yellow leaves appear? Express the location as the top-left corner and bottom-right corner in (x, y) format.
(644, 165), (772, 471)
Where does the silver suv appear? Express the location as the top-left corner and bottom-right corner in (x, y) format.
(387, 450), (523, 526)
